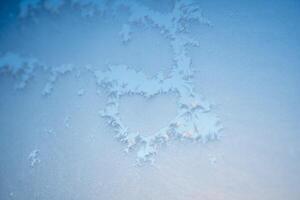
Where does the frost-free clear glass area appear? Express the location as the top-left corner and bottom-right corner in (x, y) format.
(0, 0), (299, 199)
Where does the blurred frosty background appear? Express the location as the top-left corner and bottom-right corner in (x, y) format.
(0, 0), (299, 199)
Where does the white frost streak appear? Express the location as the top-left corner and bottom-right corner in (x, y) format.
(0, 53), (40, 88)
(2, 0), (223, 164)
(0, 52), (73, 94)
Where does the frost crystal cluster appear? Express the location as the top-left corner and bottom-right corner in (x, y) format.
(0, 0), (222, 164)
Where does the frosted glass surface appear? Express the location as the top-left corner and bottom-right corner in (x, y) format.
(0, 0), (299, 199)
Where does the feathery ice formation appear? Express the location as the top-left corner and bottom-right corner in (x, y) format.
(0, 0), (222, 164)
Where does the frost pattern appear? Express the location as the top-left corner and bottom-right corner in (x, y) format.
(28, 149), (40, 168)
(0, 52), (41, 89)
(95, 65), (222, 163)
(42, 64), (74, 96)
(0, 0), (222, 164)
